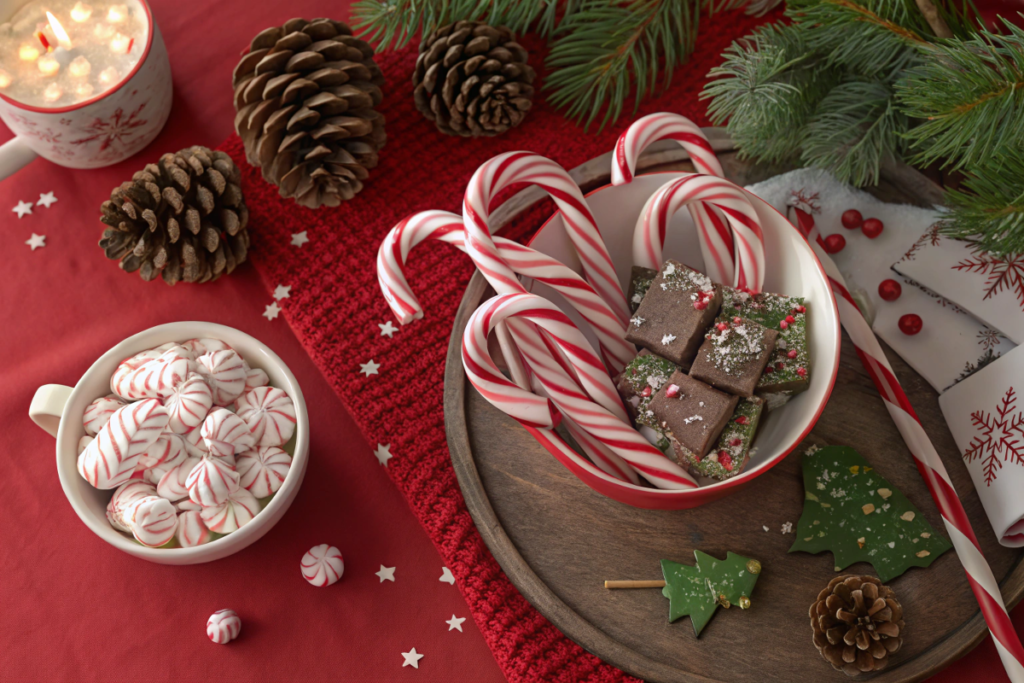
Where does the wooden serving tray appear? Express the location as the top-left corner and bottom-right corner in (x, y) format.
(443, 132), (1024, 682)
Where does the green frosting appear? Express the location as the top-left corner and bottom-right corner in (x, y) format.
(723, 288), (809, 391)
(629, 272), (655, 313)
(620, 353), (677, 429)
(677, 396), (763, 480)
(661, 550), (762, 637)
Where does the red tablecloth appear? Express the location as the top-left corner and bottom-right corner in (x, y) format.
(0, 1), (1020, 682)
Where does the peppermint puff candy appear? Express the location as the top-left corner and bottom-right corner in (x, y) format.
(236, 447), (291, 498)
(176, 499), (202, 512)
(200, 487), (260, 534)
(123, 495), (178, 547)
(164, 373), (214, 434)
(78, 435), (93, 454)
(136, 430), (187, 474)
(244, 365), (269, 392)
(182, 338), (232, 357)
(301, 544), (344, 586)
(83, 395), (126, 436)
(112, 347), (192, 401)
(106, 480), (157, 532)
(201, 408), (256, 458)
(235, 387), (296, 447)
(207, 609), (241, 644)
(186, 456), (240, 507)
(176, 510), (212, 547)
(181, 426), (209, 458)
(78, 399), (169, 489)
(155, 456), (201, 501)
(196, 350), (247, 406)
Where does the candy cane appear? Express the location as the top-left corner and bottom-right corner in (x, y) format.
(464, 152), (630, 325)
(464, 293), (697, 490)
(376, 210), (634, 373)
(787, 203), (1024, 682)
(636, 174), (765, 293)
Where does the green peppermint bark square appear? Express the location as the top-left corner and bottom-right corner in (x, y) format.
(689, 316), (778, 398)
(676, 395), (764, 480)
(722, 288), (810, 394)
(615, 351), (679, 428)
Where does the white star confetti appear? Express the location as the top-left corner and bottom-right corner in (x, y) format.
(373, 443), (392, 466)
(263, 302), (281, 321)
(439, 567), (455, 585)
(36, 192), (57, 208)
(360, 359), (380, 376)
(12, 200), (32, 218)
(446, 615), (466, 632)
(376, 565), (396, 583)
(273, 284), (291, 300)
(291, 231), (309, 247)
(402, 648), (424, 669)
(661, 334), (676, 345)
(379, 321), (398, 338)
(25, 233), (46, 250)
(782, 522), (793, 534)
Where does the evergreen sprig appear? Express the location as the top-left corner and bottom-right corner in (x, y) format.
(943, 150), (1024, 254)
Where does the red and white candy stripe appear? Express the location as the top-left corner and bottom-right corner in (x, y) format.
(301, 544), (345, 587)
(611, 113), (723, 185)
(207, 609), (241, 645)
(78, 399), (169, 489)
(788, 204), (1024, 682)
(235, 386), (297, 448)
(164, 373), (213, 434)
(83, 395), (126, 436)
(201, 407), (256, 458)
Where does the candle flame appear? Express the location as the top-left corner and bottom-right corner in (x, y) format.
(46, 12), (72, 50)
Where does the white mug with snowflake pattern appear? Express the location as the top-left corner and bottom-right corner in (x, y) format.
(0, 0), (172, 179)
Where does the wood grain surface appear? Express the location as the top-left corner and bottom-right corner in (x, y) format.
(443, 133), (1022, 683)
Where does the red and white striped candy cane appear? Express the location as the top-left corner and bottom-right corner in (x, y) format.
(464, 152), (630, 325)
(787, 203), (1024, 682)
(376, 210), (634, 373)
(463, 293), (697, 490)
(636, 174), (766, 293)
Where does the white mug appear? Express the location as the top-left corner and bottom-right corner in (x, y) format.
(0, 0), (172, 179)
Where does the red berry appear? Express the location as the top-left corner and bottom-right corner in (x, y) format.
(641, 386), (652, 398)
(878, 278), (902, 301)
(665, 383), (680, 398)
(796, 367), (807, 377)
(787, 349), (798, 359)
(735, 416), (749, 425)
(785, 315), (795, 324)
(775, 362), (785, 370)
(764, 366), (774, 373)
(730, 438), (742, 447)
(719, 453), (734, 471)
(693, 301), (707, 310)
(899, 313), (923, 336)
(795, 305), (806, 314)
(862, 218), (884, 239)
(716, 322), (728, 332)
(823, 234), (846, 254)
(733, 316), (742, 325)
(841, 209), (863, 230)
(780, 321), (788, 330)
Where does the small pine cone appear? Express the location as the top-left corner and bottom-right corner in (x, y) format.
(98, 147), (249, 286)
(412, 21), (535, 137)
(810, 575), (905, 676)
(233, 17), (386, 209)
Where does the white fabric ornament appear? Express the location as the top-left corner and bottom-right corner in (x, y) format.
(200, 487), (260, 534)
(82, 395), (126, 436)
(176, 510), (212, 547)
(185, 456), (240, 507)
(235, 387), (296, 447)
(236, 446), (291, 498)
(196, 349), (247, 406)
(106, 480), (157, 532)
(207, 609), (241, 644)
(164, 373), (213, 434)
(78, 399), (168, 489)
(123, 495), (178, 547)
(201, 407), (255, 458)
(155, 455), (201, 501)
(301, 544), (344, 587)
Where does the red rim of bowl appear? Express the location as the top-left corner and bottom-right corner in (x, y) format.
(522, 171), (841, 507)
(0, 0), (155, 114)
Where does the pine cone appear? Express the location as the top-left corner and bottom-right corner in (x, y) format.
(412, 21), (535, 137)
(810, 575), (905, 675)
(232, 17), (386, 209)
(99, 147), (249, 286)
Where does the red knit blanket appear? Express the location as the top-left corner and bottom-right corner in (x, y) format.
(223, 11), (776, 681)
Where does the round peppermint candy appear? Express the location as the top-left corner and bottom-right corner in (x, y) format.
(207, 609), (241, 645)
(200, 487), (260, 534)
(235, 387), (296, 447)
(83, 395), (126, 436)
(106, 480), (157, 532)
(301, 544), (345, 587)
(201, 408), (256, 458)
(165, 373), (214, 434)
(176, 510), (212, 548)
(236, 446), (292, 498)
(123, 495), (178, 547)
(155, 456), (201, 501)
(197, 349), (247, 406)
(185, 456), (240, 507)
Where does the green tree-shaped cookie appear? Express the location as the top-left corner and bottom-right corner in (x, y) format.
(661, 551), (762, 637)
(789, 445), (953, 582)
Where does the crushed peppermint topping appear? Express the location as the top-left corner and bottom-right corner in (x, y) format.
(661, 334), (677, 345)
(663, 262), (676, 276)
(682, 415), (703, 425)
(781, 522), (793, 534)
(630, 316), (645, 328)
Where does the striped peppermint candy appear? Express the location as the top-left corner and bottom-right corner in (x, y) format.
(235, 387), (297, 447)
(200, 487), (260, 534)
(196, 350), (247, 406)
(186, 456), (240, 507)
(155, 456), (201, 501)
(611, 113), (723, 185)
(176, 510), (212, 548)
(201, 408), (256, 458)
(123, 495), (178, 547)
(78, 435), (93, 454)
(135, 430), (188, 474)
(110, 348), (165, 399)
(182, 338), (233, 357)
(207, 609), (241, 645)
(176, 499), (202, 512)
(301, 544), (344, 587)
(164, 373), (214, 434)
(112, 348), (193, 401)
(82, 395), (126, 436)
(78, 399), (169, 489)
(236, 446), (291, 498)
(106, 480), (157, 532)
(243, 365), (269, 393)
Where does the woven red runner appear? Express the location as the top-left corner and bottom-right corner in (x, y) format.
(222, 12), (776, 681)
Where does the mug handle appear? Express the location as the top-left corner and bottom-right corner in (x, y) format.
(29, 385), (73, 438)
(0, 136), (39, 180)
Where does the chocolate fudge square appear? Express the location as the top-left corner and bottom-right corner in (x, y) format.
(675, 395), (764, 480)
(722, 287), (810, 395)
(648, 372), (738, 459)
(627, 266), (657, 313)
(615, 350), (679, 428)
(625, 260), (722, 369)
(690, 316), (779, 397)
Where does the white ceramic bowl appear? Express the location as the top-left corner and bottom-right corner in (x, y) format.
(29, 322), (309, 564)
(522, 172), (840, 509)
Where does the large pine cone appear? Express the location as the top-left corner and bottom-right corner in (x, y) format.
(99, 147), (249, 286)
(412, 21), (535, 137)
(232, 18), (386, 209)
(810, 575), (905, 676)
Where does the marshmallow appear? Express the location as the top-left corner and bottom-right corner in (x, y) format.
(201, 407), (255, 458)
(196, 349), (247, 406)
(301, 544), (344, 587)
(106, 480), (157, 532)
(82, 394), (126, 436)
(200, 487), (260, 534)
(164, 373), (213, 434)
(155, 455), (201, 501)
(235, 387), (296, 447)
(186, 456), (240, 507)
(236, 446), (291, 498)
(176, 510), (212, 547)
(78, 399), (168, 489)
(123, 495), (178, 547)
(207, 609), (241, 644)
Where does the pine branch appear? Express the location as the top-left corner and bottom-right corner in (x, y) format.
(942, 149), (1024, 255)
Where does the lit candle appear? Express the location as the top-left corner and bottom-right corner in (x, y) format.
(46, 12), (73, 50)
